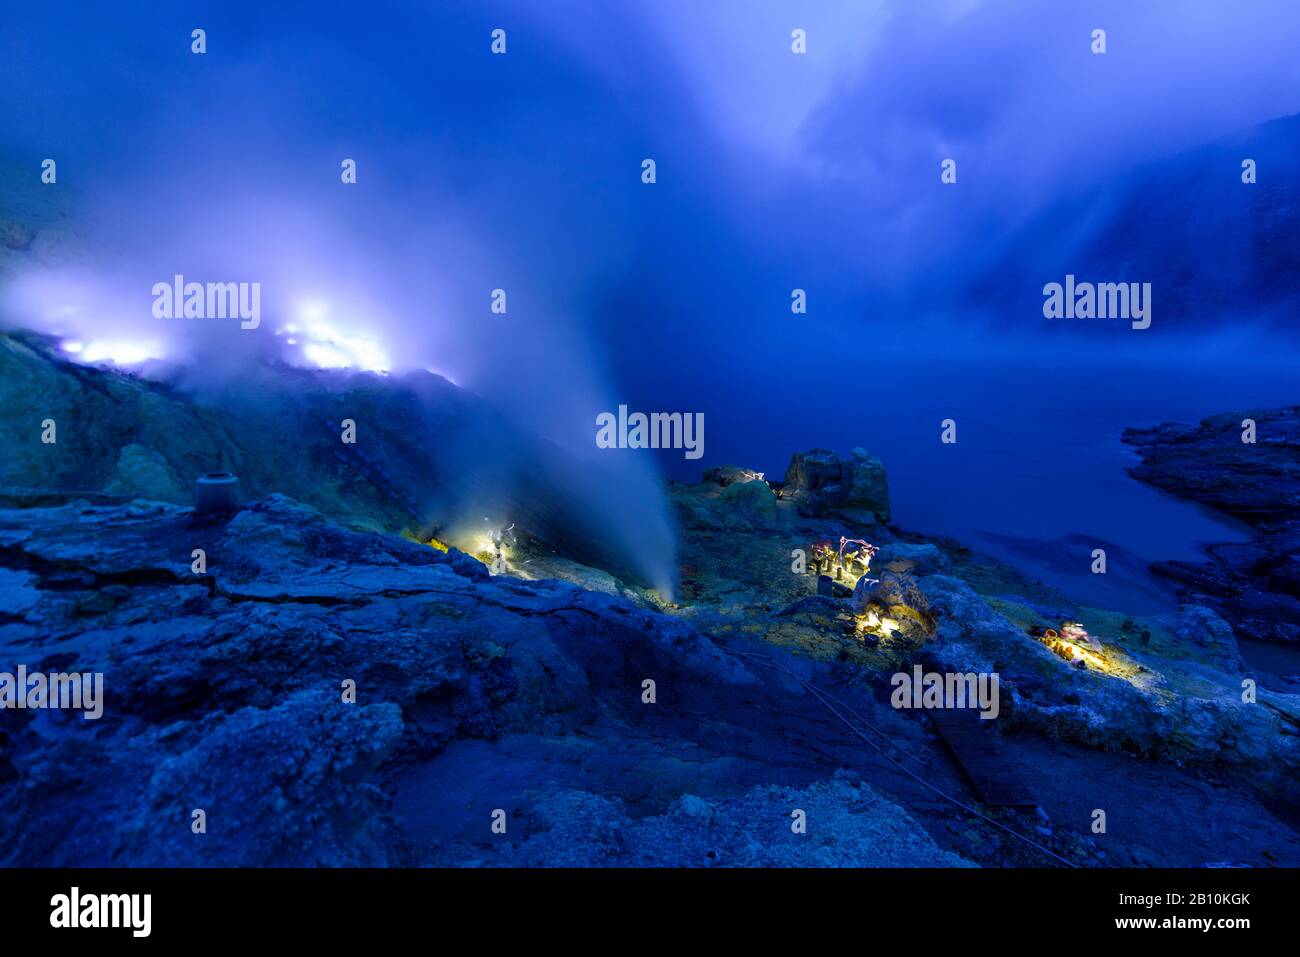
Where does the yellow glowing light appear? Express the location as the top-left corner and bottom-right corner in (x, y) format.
(1058, 640), (1108, 671)
(855, 609), (901, 639)
(1035, 630), (1117, 675)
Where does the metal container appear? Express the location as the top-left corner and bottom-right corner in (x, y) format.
(194, 472), (240, 515)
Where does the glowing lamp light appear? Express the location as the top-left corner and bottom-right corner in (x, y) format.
(1033, 624), (1124, 676)
(856, 608), (901, 639)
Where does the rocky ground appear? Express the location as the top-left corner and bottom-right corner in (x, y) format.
(6, 484), (1295, 868)
(658, 461), (1300, 853)
(1124, 406), (1300, 648)
(0, 341), (1297, 867)
(0, 492), (972, 866)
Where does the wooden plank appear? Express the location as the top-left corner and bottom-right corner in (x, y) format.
(929, 708), (1038, 807)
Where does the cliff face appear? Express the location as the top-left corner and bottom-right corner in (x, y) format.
(1123, 406), (1300, 647)
(0, 332), (463, 525)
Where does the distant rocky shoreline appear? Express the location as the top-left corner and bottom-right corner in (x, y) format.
(1123, 406), (1300, 647)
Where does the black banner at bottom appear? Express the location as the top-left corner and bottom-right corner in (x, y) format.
(0, 866), (1285, 942)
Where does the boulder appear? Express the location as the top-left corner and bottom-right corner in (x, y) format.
(104, 444), (189, 503)
(1173, 604), (1243, 671)
(719, 478), (778, 525)
(850, 571), (931, 628)
(783, 448), (889, 520)
(701, 465), (764, 487)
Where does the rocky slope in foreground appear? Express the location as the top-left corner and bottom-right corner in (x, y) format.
(3, 471), (1298, 867)
(1124, 406), (1300, 647)
(667, 467), (1300, 805)
(0, 492), (971, 867)
(1, 344), (1296, 866)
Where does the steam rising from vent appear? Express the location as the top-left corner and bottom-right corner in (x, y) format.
(0, 8), (674, 608)
(1, 231), (679, 590)
(0, 3), (685, 592)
